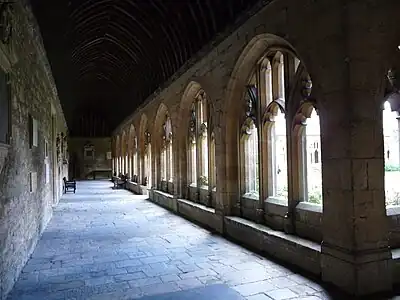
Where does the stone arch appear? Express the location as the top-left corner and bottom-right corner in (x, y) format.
(292, 100), (320, 203)
(153, 102), (175, 190)
(139, 113), (152, 186)
(179, 81), (202, 130)
(128, 124), (137, 154)
(224, 34), (307, 130)
(222, 34), (308, 205)
(153, 102), (172, 146)
(177, 81), (212, 198)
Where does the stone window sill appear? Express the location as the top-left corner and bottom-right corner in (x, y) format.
(225, 216), (321, 252)
(296, 201), (322, 214)
(154, 189), (174, 199)
(265, 197), (288, 207)
(242, 193), (259, 201)
(386, 205), (400, 217)
(264, 197), (288, 217)
(178, 198), (216, 214)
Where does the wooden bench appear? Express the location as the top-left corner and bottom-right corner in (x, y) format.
(63, 177), (76, 194)
(92, 169), (112, 179)
(114, 173), (129, 189)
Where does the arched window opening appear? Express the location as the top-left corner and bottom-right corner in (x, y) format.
(272, 52), (285, 101)
(242, 120), (259, 196)
(168, 139), (173, 182)
(189, 140), (197, 185)
(271, 108), (288, 200)
(161, 115), (173, 186)
(144, 131), (152, 187)
(188, 105), (197, 185)
(199, 122), (208, 186)
(304, 107), (322, 204)
(161, 146), (167, 181)
(133, 137), (138, 178)
(117, 157), (120, 175)
(125, 154), (129, 176)
(210, 133), (216, 189)
(383, 99), (400, 206)
(260, 59), (273, 106)
(198, 92), (209, 186)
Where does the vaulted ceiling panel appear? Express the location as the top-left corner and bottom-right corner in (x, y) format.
(30, 0), (261, 136)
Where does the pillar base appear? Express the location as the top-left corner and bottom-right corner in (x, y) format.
(255, 208), (264, 224)
(232, 202), (241, 216)
(321, 243), (392, 296)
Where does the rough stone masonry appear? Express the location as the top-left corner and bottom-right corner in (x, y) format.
(0, 1), (67, 299)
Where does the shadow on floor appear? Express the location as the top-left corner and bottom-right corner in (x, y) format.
(137, 284), (245, 299)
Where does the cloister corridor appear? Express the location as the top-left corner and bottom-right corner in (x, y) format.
(6, 180), (349, 300)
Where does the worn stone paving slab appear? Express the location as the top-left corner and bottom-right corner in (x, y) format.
(8, 180), (348, 300)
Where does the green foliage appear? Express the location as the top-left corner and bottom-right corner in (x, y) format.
(198, 175), (208, 186)
(385, 164), (400, 172)
(308, 190), (322, 205)
(386, 191), (400, 206)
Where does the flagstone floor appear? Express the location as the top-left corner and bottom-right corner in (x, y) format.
(6, 180), (383, 300)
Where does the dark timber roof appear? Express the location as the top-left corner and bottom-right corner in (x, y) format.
(30, 0), (261, 136)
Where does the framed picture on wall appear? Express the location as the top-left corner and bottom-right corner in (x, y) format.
(84, 142), (94, 160)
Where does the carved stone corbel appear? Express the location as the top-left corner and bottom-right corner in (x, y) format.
(301, 74), (313, 100)
(144, 131), (151, 151)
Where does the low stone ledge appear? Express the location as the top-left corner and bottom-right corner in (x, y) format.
(150, 190), (177, 212)
(139, 185), (149, 196)
(295, 202), (323, 243)
(392, 248), (400, 284)
(126, 181), (140, 194)
(177, 199), (223, 233)
(224, 216), (321, 275)
(387, 209), (400, 248)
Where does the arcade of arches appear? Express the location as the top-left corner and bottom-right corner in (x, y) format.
(3, 1), (400, 299)
(111, 2), (400, 297)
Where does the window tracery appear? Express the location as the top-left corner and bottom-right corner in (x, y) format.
(241, 117), (259, 196)
(265, 102), (288, 201)
(161, 115), (173, 186)
(144, 130), (151, 187)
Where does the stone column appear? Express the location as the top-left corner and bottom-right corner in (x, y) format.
(320, 87), (391, 295)
(256, 66), (266, 223)
(312, 2), (394, 293)
(221, 120), (240, 216)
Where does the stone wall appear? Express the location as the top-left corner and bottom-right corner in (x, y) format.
(0, 2), (67, 299)
(68, 137), (112, 179)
